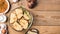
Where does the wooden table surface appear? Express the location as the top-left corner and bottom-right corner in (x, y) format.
(5, 0), (60, 34)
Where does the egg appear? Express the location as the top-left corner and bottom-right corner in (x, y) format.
(2, 29), (6, 34)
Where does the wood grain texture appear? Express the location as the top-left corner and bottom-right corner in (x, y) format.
(32, 26), (60, 34)
(6, 0), (60, 34)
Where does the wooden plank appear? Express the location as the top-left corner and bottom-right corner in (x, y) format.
(33, 0), (60, 10)
(22, 0), (60, 10)
(27, 11), (60, 26)
(32, 26), (60, 34)
(8, 26), (60, 34)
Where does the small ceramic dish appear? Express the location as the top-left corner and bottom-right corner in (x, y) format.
(0, 24), (8, 34)
(0, 14), (6, 23)
(25, 28), (39, 34)
(0, 0), (10, 14)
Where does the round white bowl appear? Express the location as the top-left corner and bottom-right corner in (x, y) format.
(0, 14), (6, 22)
(0, 0), (10, 14)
